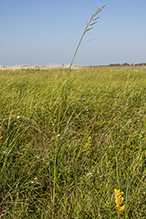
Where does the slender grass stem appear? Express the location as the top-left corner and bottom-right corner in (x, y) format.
(67, 31), (85, 77)
(53, 2), (107, 210)
(53, 5), (107, 201)
(67, 4), (107, 77)
(110, 131), (120, 188)
(124, 169), (129, 219)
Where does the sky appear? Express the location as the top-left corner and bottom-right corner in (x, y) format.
(0, 0), (146, 66)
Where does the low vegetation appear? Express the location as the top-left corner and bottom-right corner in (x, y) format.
(0, 66), (145, 218)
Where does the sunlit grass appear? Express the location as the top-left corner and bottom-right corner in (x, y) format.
(0, 66), (146, 218)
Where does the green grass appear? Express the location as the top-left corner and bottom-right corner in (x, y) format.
(0, 66), (146, 218)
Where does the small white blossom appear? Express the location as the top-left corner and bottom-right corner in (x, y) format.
(86, 172), (93, 176)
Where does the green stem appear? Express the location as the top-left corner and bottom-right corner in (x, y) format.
(67, 30), (86, 77)
(53, 136), (58, 205)
(111, 133), (120, 188)
(124, 169), (129, 219)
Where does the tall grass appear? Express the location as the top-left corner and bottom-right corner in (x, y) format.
(67, 4), (107, 77)
(0, 66), (146, 218)
(54, 4), (107, 207)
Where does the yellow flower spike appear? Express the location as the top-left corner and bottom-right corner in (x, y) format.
(119, 205), (125, 212)
(114, 189), (125, 215)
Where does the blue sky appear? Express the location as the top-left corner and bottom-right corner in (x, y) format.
(0, 0), (146, 66)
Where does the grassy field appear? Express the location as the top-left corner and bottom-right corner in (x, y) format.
(0, 66), (145, 218)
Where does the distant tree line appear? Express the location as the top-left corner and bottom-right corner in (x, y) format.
(134, 63), (146, 66)
(109, 63), (146, 66)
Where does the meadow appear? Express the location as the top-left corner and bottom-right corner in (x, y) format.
(0, 66), (145, 218)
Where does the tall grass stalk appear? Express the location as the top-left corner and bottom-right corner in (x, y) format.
(67, 4), (107, 77)
(53, 3), (107, 205)
(53, 105), (80, 204)
(124, 169), (129, 219)
(113, 138), (120, 188)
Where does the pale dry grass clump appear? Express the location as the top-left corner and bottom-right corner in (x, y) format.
(0, 64), (83, 71)
(0, 65), (59, 71)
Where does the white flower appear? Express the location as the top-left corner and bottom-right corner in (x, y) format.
(17, 116), (20, 119)
(86, 172), (93, 176)
(31, 181), (34, 184)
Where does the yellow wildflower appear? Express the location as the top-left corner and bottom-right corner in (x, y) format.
(114, 189), (125, 212)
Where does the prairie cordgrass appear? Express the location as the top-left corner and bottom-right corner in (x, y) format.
(0, 66), (146, 218)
